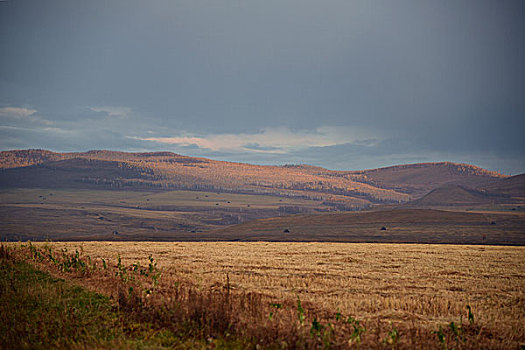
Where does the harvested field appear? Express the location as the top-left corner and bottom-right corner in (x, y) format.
(26, 241), (525, 348)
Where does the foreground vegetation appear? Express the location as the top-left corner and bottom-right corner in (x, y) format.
(0, 244), (246, 349)
(2, 242), (524, 349)
(0, 249), (191, 349)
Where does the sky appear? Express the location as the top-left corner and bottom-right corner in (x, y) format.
(1, 0), (524, 174)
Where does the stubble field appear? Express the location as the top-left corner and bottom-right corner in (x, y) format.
(33, 241), (525, 348)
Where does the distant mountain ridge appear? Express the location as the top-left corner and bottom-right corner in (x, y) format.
(0, 149), (514, 209)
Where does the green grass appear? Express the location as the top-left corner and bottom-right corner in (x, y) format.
(0, 256), (217, 349)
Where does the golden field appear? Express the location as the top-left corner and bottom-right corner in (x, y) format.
(28, 241), (525, 348)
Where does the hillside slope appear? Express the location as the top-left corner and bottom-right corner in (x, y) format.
(345, 162), (505, 197)
(482, 174), (525, 197)
(0, 149), (508, 208)
(408, 185), (503, 207)
(0, 158), (148, 189)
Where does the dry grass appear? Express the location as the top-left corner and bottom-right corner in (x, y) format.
(0, 188), (332, 241)
(208, 209), (525, 244)
(19, 241), (525, 348)
(0, 188), (325, 210)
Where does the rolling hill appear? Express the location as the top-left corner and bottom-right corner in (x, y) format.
(402, 175), (525, 209)
(1, 149), (524, 243)
(0, 149), (512, 209)
(407, 185), (503, 207)
(482, 173), (525, 197)
(345, 162), (505, 197)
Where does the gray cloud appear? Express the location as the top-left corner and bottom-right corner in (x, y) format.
(0, 0), (524, 173)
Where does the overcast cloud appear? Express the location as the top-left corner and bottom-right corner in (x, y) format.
(1, 0), (524, 174)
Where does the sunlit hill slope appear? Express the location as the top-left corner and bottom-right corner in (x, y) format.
(0, 149), (508, 209)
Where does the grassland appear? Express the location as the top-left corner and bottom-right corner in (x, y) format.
(0, 188), (329, 241)
(0, 187), (323, 209)
(10, 241), (525, 349)
(2, 188), (524, 244)
(209, 208), (525, 244)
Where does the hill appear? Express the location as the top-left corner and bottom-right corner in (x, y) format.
(482, 173), (525, 197)
(0, 149), (509, 209)
(0, 158), (147, 189)
(407, 185), (502, 207)
(402, 174), (525, 209)
(345, 162), (505, 197)
(0, 150), (523, 244)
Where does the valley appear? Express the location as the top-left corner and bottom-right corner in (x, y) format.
(0, 149), (524, 243)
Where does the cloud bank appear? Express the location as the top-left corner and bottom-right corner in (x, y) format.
(1, 1), (523, 174)
(135, 126), (379, 154)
